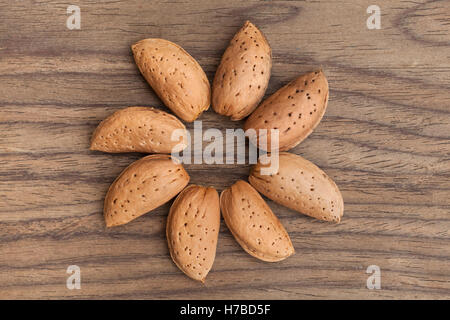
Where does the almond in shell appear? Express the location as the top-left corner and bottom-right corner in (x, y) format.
(166, 185), (220, 282)
(244, 70), (329, 151)
(90, 107), (187, 153)
(104, 154), (190, 227)
(220, 180), (294, 262)
(249, 152), (344, 222)
(212, 21), (272, 120)
(132, 39), (210, 122)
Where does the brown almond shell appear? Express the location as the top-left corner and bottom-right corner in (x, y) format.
(220, 180), (294, 262)
(90, 106), (187, 154)
(249, 152), (344, 222)
(166, 185), (220, 282)
(104, 154), (190, 227)
(244, 70), (329, 151)
(132, 39), (210, 122)
(212, 21), (272, 120)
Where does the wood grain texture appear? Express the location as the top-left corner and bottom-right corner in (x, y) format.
(0, 0), (449, 299)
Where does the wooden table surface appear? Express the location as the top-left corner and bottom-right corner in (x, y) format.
(1, 0), (449, 299)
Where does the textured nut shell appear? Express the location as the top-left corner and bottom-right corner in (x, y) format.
(132, 39), (210, 122)
(212, 21), (272, 120)
(244, 70), (329, 151)
(104, 154), (190, 227)
(220, 180), (294, 262)
(90, 107), (187, 153)
(249, 152), (344, 222)
(166, 185), (220, 282)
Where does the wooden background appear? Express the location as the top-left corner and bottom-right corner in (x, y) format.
(0, 0), (449, 299)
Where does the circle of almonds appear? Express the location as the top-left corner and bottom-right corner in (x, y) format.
(91, 20), (344, 283)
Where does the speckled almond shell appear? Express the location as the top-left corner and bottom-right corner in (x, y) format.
(212, 21), (272, 120)
(220, 180), (294, 262)
(90, 107), (187, 153)
(132, 39), (210, 122)
(249, 152), (344, 223)
(104, 154), (190, 227)
(244, 70), (329, 151)
(166, 185), (220, 282)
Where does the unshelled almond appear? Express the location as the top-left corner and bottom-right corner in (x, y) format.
(244, 70), (329, 151)
(220, 180), (294, 262)
(90, 107), (187, 153)
(212, 21), (272, 120)
(166, 185), (220, 282)
(132, 39), (210, 122)
(104, 154), (189, 227)
(249, 152), (344, 222)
